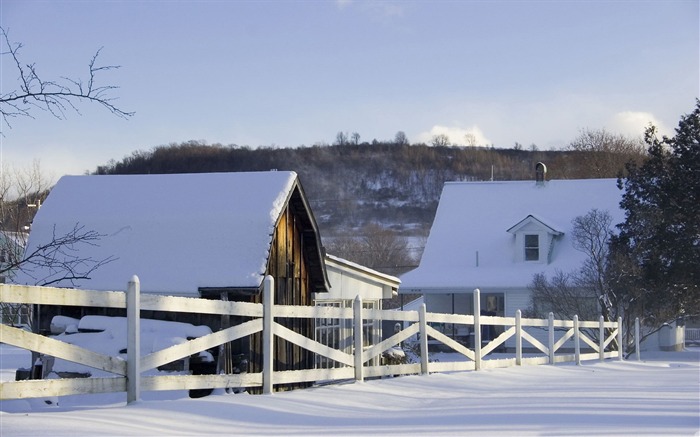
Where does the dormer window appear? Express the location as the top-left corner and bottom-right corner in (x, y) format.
(507, 215), (563, 264)
(524, 234), (539, 261)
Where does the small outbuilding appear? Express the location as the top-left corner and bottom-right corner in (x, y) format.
(315, 254), (400, 367)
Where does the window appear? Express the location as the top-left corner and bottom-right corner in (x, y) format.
(508, 216), (562, 264)
(314, 300), (380, 368)
(524, 234), (539, 261)
(362, 301), (380, 367)
(315, 301), (344, 369)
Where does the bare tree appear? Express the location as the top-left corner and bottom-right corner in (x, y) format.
(0, 222), (116, 329)
(394, 131), (409, 146)
(325, 223), (415, 276)
(464, 133), (477, 148)
(7, 223), (116, 287)
(431, 133), (450, 147)
(0, 27), (133, 128)
(528, 270), (601, 322)
(571, 209), (615, 320)
(351, 132), (361, 145)
(0, 162), (115, 328)
(334, 131), (348, 146)
(0, 30), (125, 332)
(527, 209), (616, 343)
(0, 160), (52, 232)
(567, 128), (645, 178)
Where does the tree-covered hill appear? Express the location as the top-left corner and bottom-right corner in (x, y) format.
(95, 140), (641, 235)
(93, 138), (644, 279)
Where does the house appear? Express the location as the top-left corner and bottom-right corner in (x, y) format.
(315, 254), (399, 368)
(14, 171), (330, 381)
(0, 230), (28, 283)
(400, 165), (625, 348)
(0, 230), (30, 326)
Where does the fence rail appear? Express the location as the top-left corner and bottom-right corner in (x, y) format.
(686, 328), (700, 347)
(0, 277), (634, 403)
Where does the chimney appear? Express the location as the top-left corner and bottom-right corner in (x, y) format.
(535, 162), (547, 186)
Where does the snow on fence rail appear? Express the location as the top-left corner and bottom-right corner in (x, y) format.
(0, 276), (635, 403)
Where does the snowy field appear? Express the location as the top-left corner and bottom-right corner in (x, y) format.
(0, 344), (698, 436)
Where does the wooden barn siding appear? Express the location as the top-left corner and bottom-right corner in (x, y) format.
(244, 203), (315, 389)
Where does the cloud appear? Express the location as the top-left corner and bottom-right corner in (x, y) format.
(608, 111), (668, 138)
(416, 125), (492, 147)
(335, 0), (353, 10)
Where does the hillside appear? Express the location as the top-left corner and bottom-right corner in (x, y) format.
(97, 142), (636, 230)
(94, 141), (641, 278)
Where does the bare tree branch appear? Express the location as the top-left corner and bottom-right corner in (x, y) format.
(6, 223), (117, 287)
(325, 223), (416, 276)
(0, 27), (134, 129)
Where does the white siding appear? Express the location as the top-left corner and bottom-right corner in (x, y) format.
(504, 289), (531, 317)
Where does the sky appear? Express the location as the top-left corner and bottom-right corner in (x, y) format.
(1, 0), (698, 181)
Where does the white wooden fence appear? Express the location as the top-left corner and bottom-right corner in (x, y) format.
(0, 276), (634, 403)
(685, 328), (700, 346)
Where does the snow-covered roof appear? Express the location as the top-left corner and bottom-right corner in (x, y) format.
(325, 254), (401, 286)
(400, 178), (624, 293)
(15, 171), (304, 295)
(321, 254), (400, 301)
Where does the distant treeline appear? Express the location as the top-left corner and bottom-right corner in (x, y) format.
(95, 140), (644, 235)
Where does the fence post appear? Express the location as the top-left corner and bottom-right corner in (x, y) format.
(548, 312), (555, 365)
(419, 303), (429, 375)
(599, 315), (605, 361)
(635, 317), (641, 361)
(127, 275), (141, 404)
(515, 309), (522, 366)
(262, 275), (274, 394)
(473, 289), (481, 371)
(617, 316), (624, 361)
(354, 295), (364, 382)
(573, 315), (580, 365)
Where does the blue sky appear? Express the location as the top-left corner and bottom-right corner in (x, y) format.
(1, 0), (698, 180)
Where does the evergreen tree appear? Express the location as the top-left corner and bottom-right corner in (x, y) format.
(612, 100), (700, 323)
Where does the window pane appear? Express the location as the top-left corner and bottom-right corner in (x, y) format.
(525, 234), (539, 261)
(525, 234), (538, 246)
(525, 248), (539, 260)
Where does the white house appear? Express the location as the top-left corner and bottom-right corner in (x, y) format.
(0, 230), (30, 326)
(0, 230), (28, 283)
(400, 167), (624, 347)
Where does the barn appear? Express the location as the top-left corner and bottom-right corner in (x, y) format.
(15, 171), (331, 382)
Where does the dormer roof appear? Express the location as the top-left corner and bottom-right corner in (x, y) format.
(507, 214), (564, 236)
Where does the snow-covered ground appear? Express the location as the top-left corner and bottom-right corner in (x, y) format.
(1, 344), (698, 436)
